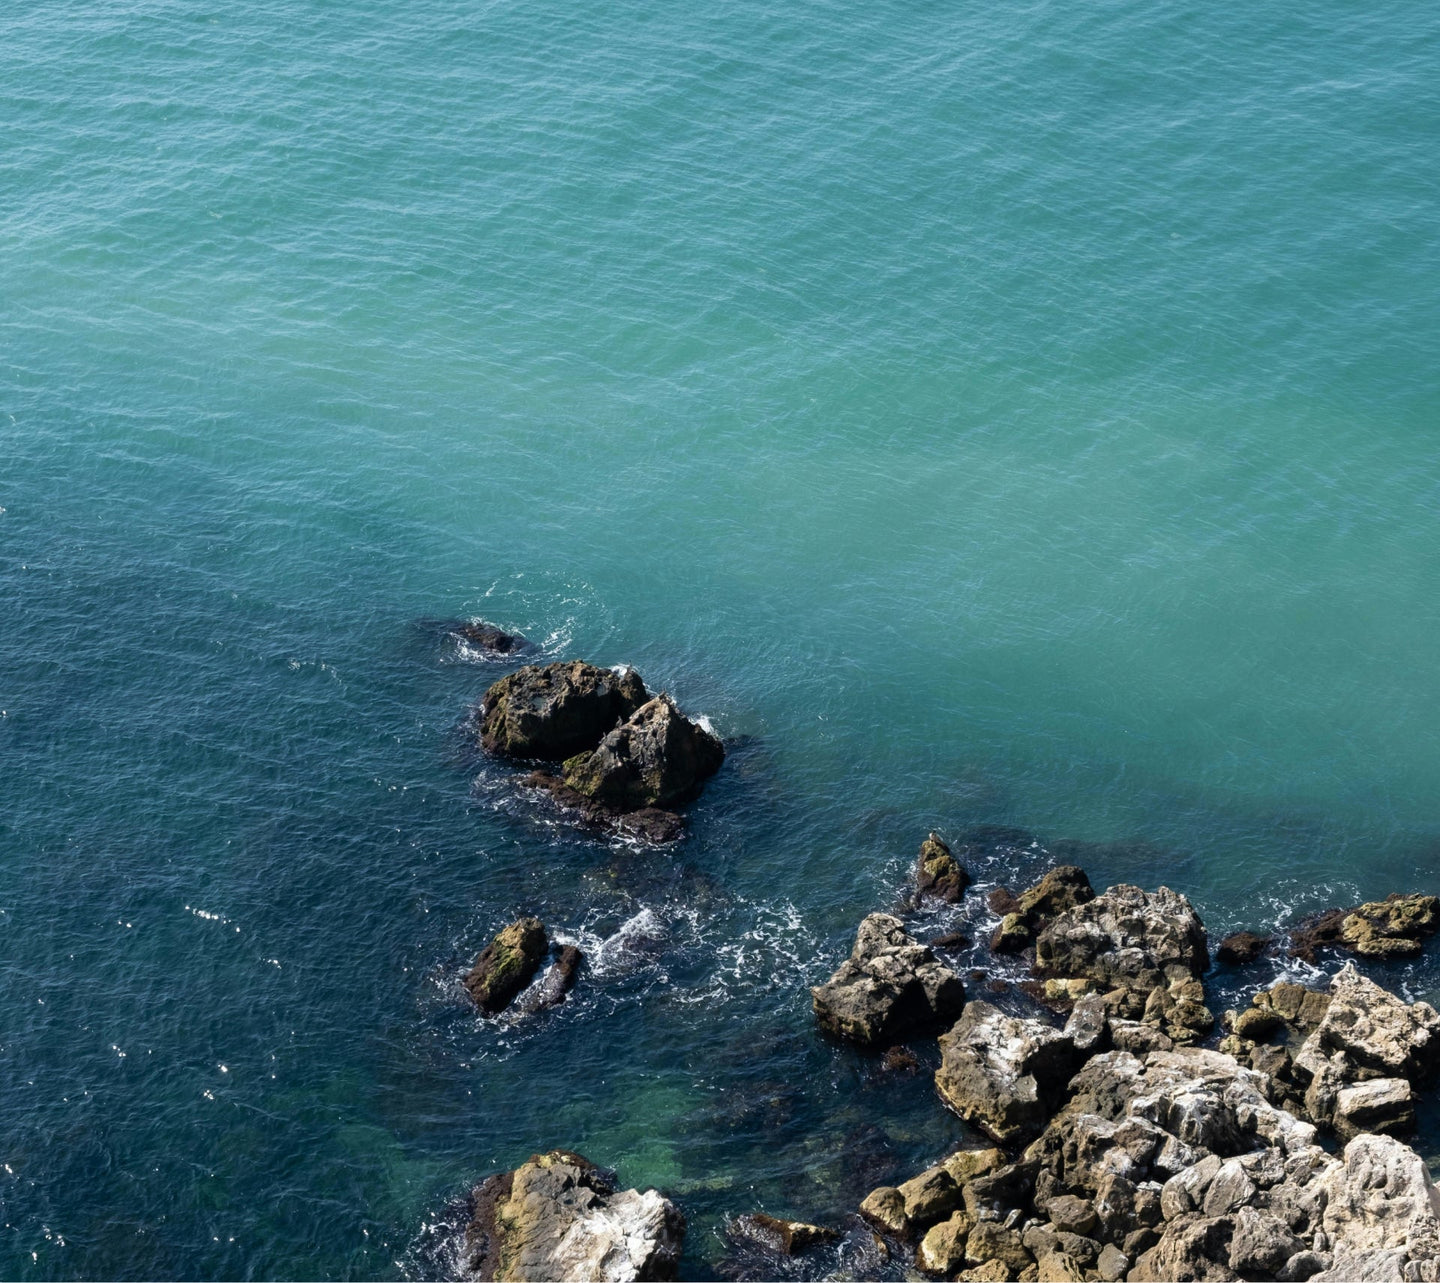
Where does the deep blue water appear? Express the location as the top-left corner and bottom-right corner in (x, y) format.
(3, 0), (1440, 1276)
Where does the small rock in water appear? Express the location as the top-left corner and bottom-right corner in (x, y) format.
(513, 944), (584, 1015)
(464, 917), (548, 1014)
(1216, 930), (1271, 966)
(1288, 891), (1440, 962)
(880, 1046), (919, 1073)
(453, 619), (527, 654)
(731, 1212), (838, 1256)
(915, 832), (970, 903)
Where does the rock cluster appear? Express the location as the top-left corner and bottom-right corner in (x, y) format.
(465, 918), (583, 1017)
(463, 1150), (684, 1282)
(1288, 892), (1440, 963)
(811, 914), (966, 1046)
(917, 834), (971, 903)
(988, 866), (1094, 954)
(477, 661), (723, 837)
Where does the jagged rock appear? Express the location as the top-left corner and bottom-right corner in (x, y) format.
(512, 944), (583, 1014)
(1290, 892), (1440, 963)
(479, 661), (648, 761)
(1312, 1134), (1440, 1281)
(988, 866), (1094, 954)
(731, 1212), (837, 1255)
(465, 918), (549, 1014)
(916, 833), (970, 903)
(453, 620), (528, 654)
(964, 1221), (1034, 1274)
(1095, 1242), (1128, 1281)
(1332, 1078), (1416, 1142)
(917, 1211), (974, 1274)
(1216, 931), (1271, 966)
(463, 1150), (684, 1281)
(1033, 883), (1212, 1041)
(1063, 992), (1110, 1054)
(897, 1164), (964, 1228)
(561, 695), (723, 812)
(1228, 1205), (1304, 1275)
(1309, 962), (1440, 1082)
(858, 1186), (908, 1238)
(881, 1046), (919, 1073)
(1340, 893), (1440, 959)
(812, 914), (965, 1045)
(1045, 1194), (1097, 1236)
(935, 1002), (1082, 1143)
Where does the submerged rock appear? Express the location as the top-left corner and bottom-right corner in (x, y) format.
(730, 1212), (838, 1256)
(520, 772), (686, 844)
(454, 620), (528, 655)
(811, 914), (965, 1045)
(1034, 883), (1213, 1042)
(463, 1150), (684, 1281)
(465, 918), (548, 1014)
(512, 945), (583, 1016)
(916, 833), (970, 903)
(561, 694), (724, 813)
(479, 661), (648, 761)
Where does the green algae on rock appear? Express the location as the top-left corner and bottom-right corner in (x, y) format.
(464, 918), (549, 1015)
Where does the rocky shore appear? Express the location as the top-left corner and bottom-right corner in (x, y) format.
(443, 637), (1440, 1282)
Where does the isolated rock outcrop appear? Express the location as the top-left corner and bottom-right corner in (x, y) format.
(916, 833), (970, 903)
(465, 918), (549, 1014)
(1216, 930), (1271, 966)
(463, 1150), (684, 1281)
(811, 914), (965, 1045)
(934, 1002), (1085, 1143)
(561, 695), (723, 812)
(1034, 883), (1213, 1042)
(479, 661), (648, 761)
(512, 944), (583, 1016)
(988, 865), (1094, 953)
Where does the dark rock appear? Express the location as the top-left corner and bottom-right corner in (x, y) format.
(514, 945), (583, 1015)
(732, 1212), (838, 1255)
(561, 694), (723, 812)
(465, 917), (548, 1014)
(614, 807), (686, 844)
(1216, 931), (1271, 967)
(520, 773), (684, 844)
(463, 1150), (683, 1281)
(479, 661), (648, 761)
(916, 833), (970, 903)
(930, 931), (971, 950)
(1288, 909), (1348, 963)
(453, 620), (527, 655)
(881, 1046), (919, 1074)
(812, 914), (966, 1045)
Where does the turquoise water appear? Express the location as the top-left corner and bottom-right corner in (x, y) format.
(3, 0), (1440, 1276)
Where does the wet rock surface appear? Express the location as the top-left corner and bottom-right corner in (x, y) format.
(987, 865), (1094, 954)
(561, 694), (724, 812)
(465, 917), (549, 1014)
(916, 833), (970, 903)
(1216, 931), (1271, 967)
(811, 914), (966, 1045)
(1288, 892), (1440, 963)
(462, 1150), (684, 1281)
(479, 661), (649, 761)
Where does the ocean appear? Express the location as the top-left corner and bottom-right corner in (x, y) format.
(2, 0), (1438, 1276)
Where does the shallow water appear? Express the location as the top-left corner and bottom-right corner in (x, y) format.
(3, 0), (1439, 1276)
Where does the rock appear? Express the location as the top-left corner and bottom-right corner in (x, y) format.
(935, 1002), (1082, 1144)
(917, 1211), (974, 1275)
(1129, 1214), (1237, 1281)
(463, 1150), (684, 1281)
(561, 695), (724, 813)
(1034, 1249), (1085, 1282)
(1341, 893), (1440, 958)
(897, 1164), (964, 1229)
(858, 1186), (908, 1238)
(613, 808), (686, 843)
(1033, 884), (1212, 1041)
(1290, 893), (1440, 963)
(731, 1212), (837, 1255)
(1216, 931), (1271, 966)
(1309, 962), (1440, 1081)
(1312, 1134), (1440, 1281)
(812, 914), (966, 1045)
(1096, 1242), (1129, 1281)
(965, 1221), (1035, 1274)
(512, 944), (583, 1014)
(453, 620), (528, 655)
(988, 866), (1094, 954)
(1046, 1194), (1097, 1236)
(1228, 1205), (1304, 1274)
(479, 661), (648, 761)
(917, 833), (970, 903)
(957, 1262), (1013, 1282)
(930, 930), (971, 950)
(1332, 1078), (1416, 1141)
(465, 918), (548, 1014)
(1063, 992), (1110, 1054)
